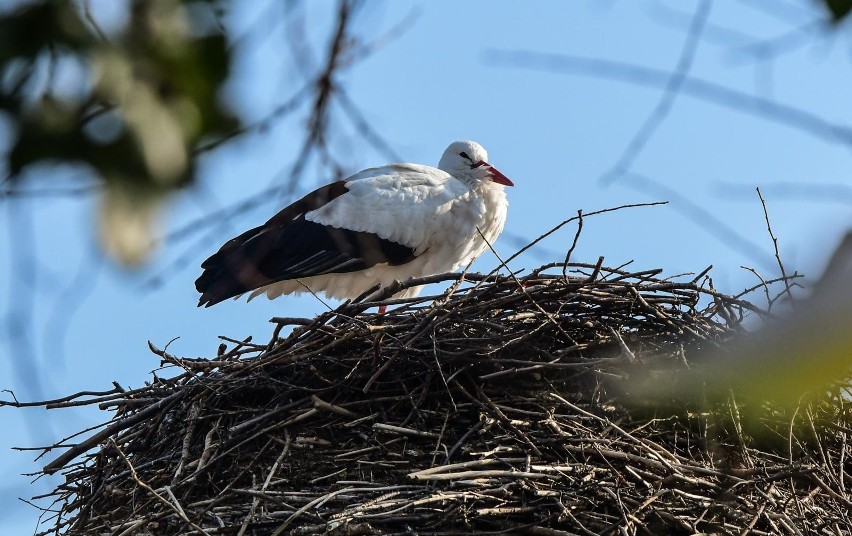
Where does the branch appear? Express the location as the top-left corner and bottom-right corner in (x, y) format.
(600, 0), (711, 186)
(484, 49), (852, 148)
(756, 187), (795, 305)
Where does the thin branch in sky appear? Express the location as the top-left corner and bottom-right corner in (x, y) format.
(499, 231), (563, 261)
(285, 1), (317, 78)
(484, 50), (852, 148)
(227, 0), (290, 56)
(347, 6), (421, 62)
(194, 82), (314, 155)
(599, 0), (712, 187)
(143, 184), (284, 291)
(273, 0), (363, 197)
(714, 181), (852, 204)
(756, 187), (796, 305)
(149, 0), (410, 290)
(563, 210), (584, 279)
(501, 201), (669, 267)
(4, 201), (50, 442)
(302, 0), (362, 154)
(621, 172), (777, 272)
(336, 88), (403, 163)
(733, 0), (819, 25)
(161, 185), (281, 248)
(646, 2), (753, 46)
(43, 245), (104, 370)
(646, 2), (808, 101)
(731, 20), (827, 63)
(0, 184), (100, 200)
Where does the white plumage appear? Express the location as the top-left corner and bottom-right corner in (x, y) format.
(196, 140), (513, 308)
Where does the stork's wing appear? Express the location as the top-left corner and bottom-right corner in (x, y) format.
(195, 180), (417, 307)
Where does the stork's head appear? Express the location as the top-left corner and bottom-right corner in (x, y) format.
(438, 140), (514, 187)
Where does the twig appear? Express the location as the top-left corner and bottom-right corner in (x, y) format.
(110, 439), (211, 536)
(756, 187), (795, 306)
(562, 209), (583, 279)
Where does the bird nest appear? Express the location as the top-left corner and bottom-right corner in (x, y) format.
(23, 262), (852, 535)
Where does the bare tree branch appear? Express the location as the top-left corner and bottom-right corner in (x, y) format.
(484, 49), (852, 148)
(621, 172), (777, 271)
(715, 181), (852, 204)
(756, 187), (796, 306)
(600, 0), (711, 186)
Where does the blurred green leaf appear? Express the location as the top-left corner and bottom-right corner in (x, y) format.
(0, 2), (88, 63)
(0, 0), (238, 265)
(629, 259), (852, 435)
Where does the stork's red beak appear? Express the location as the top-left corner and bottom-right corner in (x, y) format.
(486, 164), (514, 187)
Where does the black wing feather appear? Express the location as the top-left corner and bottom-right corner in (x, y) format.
(195, 182), (416, 307)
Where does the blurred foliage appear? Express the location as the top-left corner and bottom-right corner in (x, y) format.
(821, 0), (852, 21)
(631, 268), (852, 434)
(0, 0), (237, 265)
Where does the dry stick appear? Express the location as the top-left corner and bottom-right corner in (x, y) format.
(588, 255), (604, 282)
(811, 474), (852, 508)
(756, 187), (795, 307)
(502, 201), (668, 267)
(312, 395), (358, 418)
(0, 386), (123, 408)
(109, 439), (211, 536)
(272, 485), (416, 535)
(429, 411), (452, 467)
(230, 397), (311, 434)
(562, 209), (583, 279)
(727, 390), (753, 470)
(689, 264), (713, 284)
(805, 408), (833, 488)
(115, 518), (149, 536)
(731, 274), (799, 304)
(190, 439), (279, 528)
(549, 393), (680, 468)
(409, 469), (551, 481)
(746, 482), (779, 530)
(740, 265), (773, 311)
(362, 306), (449, 392)
(477, 227), (577, 346)
(445, 421), (484, 463)
(840, 431), (847, 493)
(171, 399), (202, 485)
(478, 357), (590, 380)
(373, 423), (441, 439)
(409, 458), (526, 478)
(787, 396), (807, 526)
(607, 327), (636, 363)
(43, 390), (184, 474)
(432, 334), (457, 412)
(237, 442), (291, 536)
(453, 381), (542, 457)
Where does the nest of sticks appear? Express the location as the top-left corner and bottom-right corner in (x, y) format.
(23, 259), (852, 535)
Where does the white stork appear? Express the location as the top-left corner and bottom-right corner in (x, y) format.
(196, 140), (513, 309)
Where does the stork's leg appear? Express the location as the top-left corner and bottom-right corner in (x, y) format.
(378, 305), (387, 314)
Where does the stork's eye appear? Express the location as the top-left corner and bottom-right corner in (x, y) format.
(459, 151), (471, 161)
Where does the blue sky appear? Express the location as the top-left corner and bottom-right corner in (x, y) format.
(3, 1), (852, 532)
